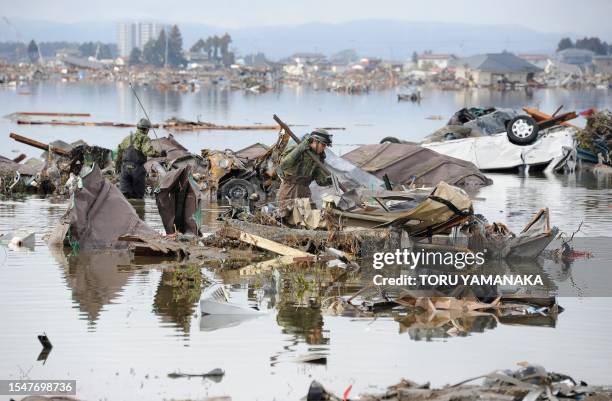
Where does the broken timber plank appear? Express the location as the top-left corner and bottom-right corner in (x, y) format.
(16, 112), (91, 117)
(221, 227), (312, 257)
(523, 107), (579, 129)
(9, 132), (70, 156)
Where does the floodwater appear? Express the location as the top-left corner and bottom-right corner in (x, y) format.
(1, 83), (612, 401)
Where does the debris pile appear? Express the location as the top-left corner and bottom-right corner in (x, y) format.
(576, 110), (612, 166)
(306, 364), (612, 401)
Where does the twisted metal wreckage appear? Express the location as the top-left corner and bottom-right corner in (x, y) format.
(3, 114), (561, 263)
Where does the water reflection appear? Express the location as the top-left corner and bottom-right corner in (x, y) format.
(153, 264), (203, 333)
(397, 312), (498, 340)
(276, 306), (328, 346)
(50, 247), (132, 326)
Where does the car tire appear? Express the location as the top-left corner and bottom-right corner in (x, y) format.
(506, 115), (539, 145)
(380, 136), (401, 144)
(220, 178), (254, 200)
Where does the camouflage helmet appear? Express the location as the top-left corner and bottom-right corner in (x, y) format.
(310, 128), (332, 147)
(137, 117), (151, 130)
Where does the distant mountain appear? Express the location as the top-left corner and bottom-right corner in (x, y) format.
(0, 18), (579, 60)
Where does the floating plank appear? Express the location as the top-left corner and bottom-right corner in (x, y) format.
(16, 112), (91, 117)
(221, 227), (312, 257)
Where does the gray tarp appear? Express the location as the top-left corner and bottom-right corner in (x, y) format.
(47, 165), (159, 250)
(342, 143), (492, 187)
(155, 165), (204, 236)
(0, 155), (40, 176)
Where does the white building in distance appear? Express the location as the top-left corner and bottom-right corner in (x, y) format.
(117, 22), (172, 57)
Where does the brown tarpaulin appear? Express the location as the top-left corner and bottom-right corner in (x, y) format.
(342, 143), (492, 187)
(155, 165), (204, 235)
(151, 135), (190, 159)
(47, 165), (160, 249)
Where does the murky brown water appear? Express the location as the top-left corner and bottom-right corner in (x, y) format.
(1, 83), (612, 400)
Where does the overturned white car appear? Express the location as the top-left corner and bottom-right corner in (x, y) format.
(384, 107), (579, 172)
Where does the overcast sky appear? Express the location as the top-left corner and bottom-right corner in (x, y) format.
(3, 0), (611, 37)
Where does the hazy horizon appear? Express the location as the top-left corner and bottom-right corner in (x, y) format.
(2, 0), (611, 38)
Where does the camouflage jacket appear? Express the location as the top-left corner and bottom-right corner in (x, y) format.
(115, 129), (159, 168)
(279, 141), (332, 186)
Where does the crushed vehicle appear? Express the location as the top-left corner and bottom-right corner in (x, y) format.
(215, 127), (557, 261)
(200, 141), (277, 201)
(423, 106), (576, 146)
(381, 107), (581, 172)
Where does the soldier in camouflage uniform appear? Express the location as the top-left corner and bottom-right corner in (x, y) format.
(115, 118), (161, 199)
(277, 129), (333, 210)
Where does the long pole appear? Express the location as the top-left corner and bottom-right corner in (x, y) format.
(128, 81), (158, 139)
(10, 132), (69, 156)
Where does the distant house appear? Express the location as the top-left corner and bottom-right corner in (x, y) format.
(518, 54), (550, 69)
(243, 52), (273, 69)
(185, 51), (210, 63)
(453, 53), (542, 86)
(358, 57), (382, 71)
(289, 52), (327, 65)
(592, 55), (612, 74)
(59, 55), (105, 70)
(556, 48), (595, 65)
(417, 54), (457, 69)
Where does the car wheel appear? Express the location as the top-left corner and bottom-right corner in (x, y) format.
(506, 115), (539, 145)
(220, 178), (254, 200)
(380, 136), (401, 144)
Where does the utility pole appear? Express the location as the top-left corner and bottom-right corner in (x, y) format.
(164, 29), (168, 68)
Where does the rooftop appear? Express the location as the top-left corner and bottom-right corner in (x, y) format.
(453, 53), (542, 73)
(418, 54), (457, 60)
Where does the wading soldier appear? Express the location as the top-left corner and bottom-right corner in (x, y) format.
(115, 118), (161, 199)
(277, 128), (333, 210)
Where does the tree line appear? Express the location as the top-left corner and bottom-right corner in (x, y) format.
(0, 41), (117, 63)
(189, 33), (234, 66)
(557, 37), (611, 55)
(129, 27), (235, 68)
(129, 25), (186, 67)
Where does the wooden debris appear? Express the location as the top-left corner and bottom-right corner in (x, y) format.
(164, 119), (279, 131)
(118, 234), (188, 260)
(12, 153), (26, 163)
(16, 111), (91, 117)
(219, 226), (312, 257)
(15, 118), (279, 131)
(16, 119), (144, 128)
(10, 132), (70, 156)
(12, 114), (346, 132)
